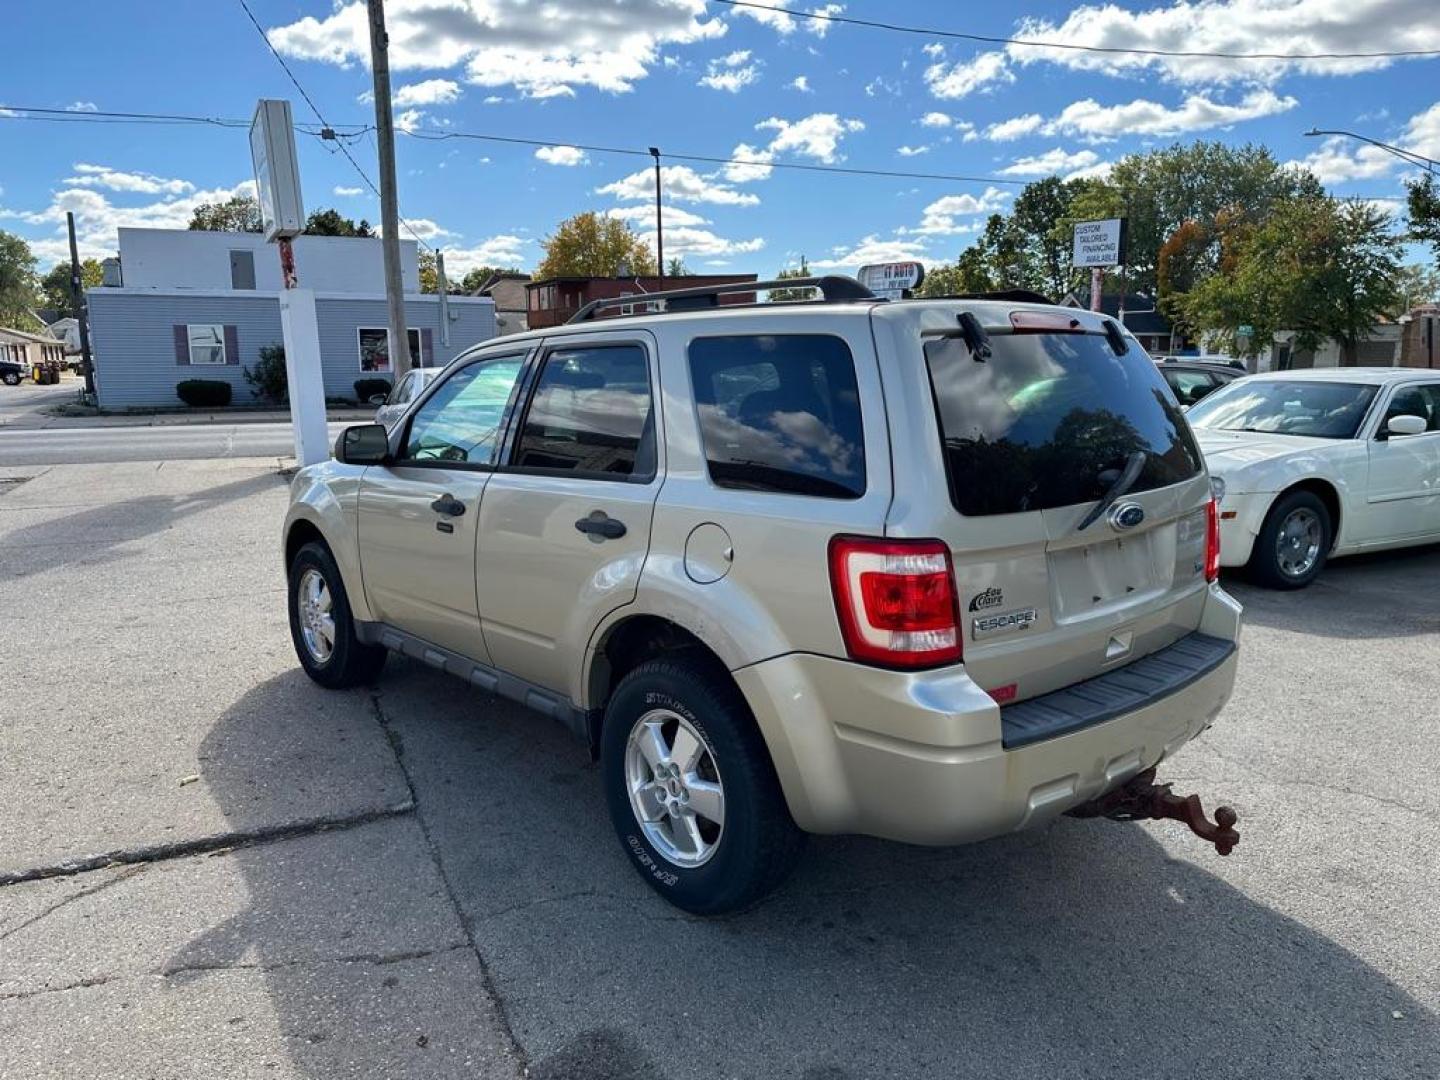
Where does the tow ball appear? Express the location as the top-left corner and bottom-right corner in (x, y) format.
(1067, 768), (1240, 855)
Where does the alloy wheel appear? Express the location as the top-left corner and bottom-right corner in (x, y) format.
(624, 708), (726, 868)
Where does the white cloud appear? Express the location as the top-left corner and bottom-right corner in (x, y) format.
(897, 145), (930, 157)
(442, 235), (530, 274)
(534, 145), (589, 166)
(635, 225), (765, 258)
(700, 50), (761, 92)
(1044, 90), (1298, 141)
(924, 50), (1013, 100)
(65, 101), (98, 113)
(1, 179), (257, 266)
(333, 185), (365, 196)
(755, 113), (865, 163)
(790, 75), (812, 93)
(598, 164), (760, 206)
(395, 109), (426, 133)
(267, 0), (725, 99)
(805, 4), (845, 37)
(998, 148), (1102, 177)
(64, 163), (195, 196)
(919, 111), (952, 128)
(730, 0), (844, 37)
(901, 187), (1012, 236)
(721, 143), (775, 183)
(810, 234), (933, 271)
(392, 78), (462, 106)
(985, 113), (1043, 142)
(388, 217), (458, 241)
(606, 205), (713, 228)
(1010, 0), (1440, 86)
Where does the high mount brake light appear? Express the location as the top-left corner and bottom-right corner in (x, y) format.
(1009, 311), (1085, 334)
(828, 536), (962, 669)
(1205, 498), (1221, 582)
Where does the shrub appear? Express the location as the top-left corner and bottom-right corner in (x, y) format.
(176, 380), (233, 407)
(244, 343), (288, 404)
(354, 377), (392, 404)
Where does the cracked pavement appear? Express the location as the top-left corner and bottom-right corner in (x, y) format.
(2, 459), (1438, 1078)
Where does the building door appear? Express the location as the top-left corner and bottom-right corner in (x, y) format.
(229, 250), (256, 290)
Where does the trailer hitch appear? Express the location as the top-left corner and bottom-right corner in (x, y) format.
(1068, 768), (1239, 855)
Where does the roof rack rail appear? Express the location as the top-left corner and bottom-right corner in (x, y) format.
(937, 290), (1055, 305)
(566, 275), (878, 324)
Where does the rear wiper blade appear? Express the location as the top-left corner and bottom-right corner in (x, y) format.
(1075, 450), (1147, 532)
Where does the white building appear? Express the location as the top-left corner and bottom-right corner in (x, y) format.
(87, 229), (494, 409)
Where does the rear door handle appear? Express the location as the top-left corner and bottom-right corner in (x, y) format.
(575, 511), (627, 540)
(430, 493), (466, 517)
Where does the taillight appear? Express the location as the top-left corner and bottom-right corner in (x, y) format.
(1205, 498), (1221, 582)
(828, 536), (962, 669)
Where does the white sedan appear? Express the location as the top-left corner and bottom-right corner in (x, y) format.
(1187, 368), (1440, 588)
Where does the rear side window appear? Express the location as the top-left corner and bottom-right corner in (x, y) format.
(925, 331), (1203, 516)
(514, 344), (655, 479)
(688, 334), (865, 499)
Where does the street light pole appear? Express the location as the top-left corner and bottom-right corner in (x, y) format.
(649, 146), (664, 288)
(1303, 128), (1439, 174)
(366, 0), (413, 378)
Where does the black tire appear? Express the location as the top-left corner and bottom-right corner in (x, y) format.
(601, 657), (804, 915)
(1247, 489), (1332, 590)
(1, 372), (19, 386)
(287, 541), (387, 688)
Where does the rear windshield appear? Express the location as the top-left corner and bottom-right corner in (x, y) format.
(925, 331), (1203, 516)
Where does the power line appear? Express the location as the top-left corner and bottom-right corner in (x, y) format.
(710, 0), (1440, 61)
(233, 0), (435, 251)
(0, 102), (1417, 202)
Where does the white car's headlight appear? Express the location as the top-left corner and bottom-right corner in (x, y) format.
(1210, 475), (1227, 503)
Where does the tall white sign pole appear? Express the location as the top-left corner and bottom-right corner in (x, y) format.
(252, 99), (328, 466)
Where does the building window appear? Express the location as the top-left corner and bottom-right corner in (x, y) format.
(357, 327), (421, 372)
(188, 324), (227, 365)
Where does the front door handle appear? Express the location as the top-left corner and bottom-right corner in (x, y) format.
(430, 493), (466, 517)
(575, 511), (627, 540)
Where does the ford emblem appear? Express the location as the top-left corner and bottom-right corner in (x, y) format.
(1109, 502), (1146, 531)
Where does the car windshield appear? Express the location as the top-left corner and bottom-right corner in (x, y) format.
(1187, 379), (1378, 439)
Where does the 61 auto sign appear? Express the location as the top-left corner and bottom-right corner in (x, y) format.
(858, 261), (926, 300)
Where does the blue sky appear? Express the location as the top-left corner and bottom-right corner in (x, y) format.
(2, 0), (1437, 278)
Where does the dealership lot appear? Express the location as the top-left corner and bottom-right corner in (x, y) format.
(1, 459), (1437, 1079)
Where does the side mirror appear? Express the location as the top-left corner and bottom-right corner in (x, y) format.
(1385, 414), (1428, 438)
(368, 393), (389, 406)
(336, 423), (391, 464)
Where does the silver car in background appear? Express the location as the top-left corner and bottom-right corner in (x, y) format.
(371, 368), (441, 428)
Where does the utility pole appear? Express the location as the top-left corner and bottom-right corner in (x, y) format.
(649, 146), (664, 288)
(366, 0), (412, 377)
(65, 211), (95, 399)
(436, 249), (450, 350)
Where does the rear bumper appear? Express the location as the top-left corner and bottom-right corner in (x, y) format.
(735, 583), (1242, 846)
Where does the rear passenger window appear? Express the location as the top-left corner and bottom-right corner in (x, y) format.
(688, 335), (865, 499)
(514, 344), (655, 479)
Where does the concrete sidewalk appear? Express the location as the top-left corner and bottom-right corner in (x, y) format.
(0, 460), (522, 1079)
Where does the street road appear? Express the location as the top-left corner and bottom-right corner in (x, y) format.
(2, 459), (1438, 1078)
(0, 420), (350, 465)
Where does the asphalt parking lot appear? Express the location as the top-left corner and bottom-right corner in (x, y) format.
(1, 458), (1437, 1079)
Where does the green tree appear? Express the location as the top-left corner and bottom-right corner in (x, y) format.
(0, 230), (40, 328)
(187, 194), (262, 232)
(304, 208), (374, 237)
(243, 343), (288, 404)
(1183, 197), (1403, 363)
(419, 249), (439, 294)
(1396, 263), (1440, 309)
(769, 256), (813, 301)
(459, 266), (524, 293)
(1408, 175), (1440, 271)
(666, 256), (690, 277)
(535, 212), (656, 279)
(38, 259), (103, 314)
(1008, 176), (1086, 299)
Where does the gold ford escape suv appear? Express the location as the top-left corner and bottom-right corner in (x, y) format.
(282, 276), (1242, 914)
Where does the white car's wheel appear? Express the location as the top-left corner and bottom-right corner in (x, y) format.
(1248, 490), (1331, 589)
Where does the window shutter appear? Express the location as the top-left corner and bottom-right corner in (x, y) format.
(223, 325), (240, 365)
(420, 327), (434, 367)
(174, 325), (190, 365)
